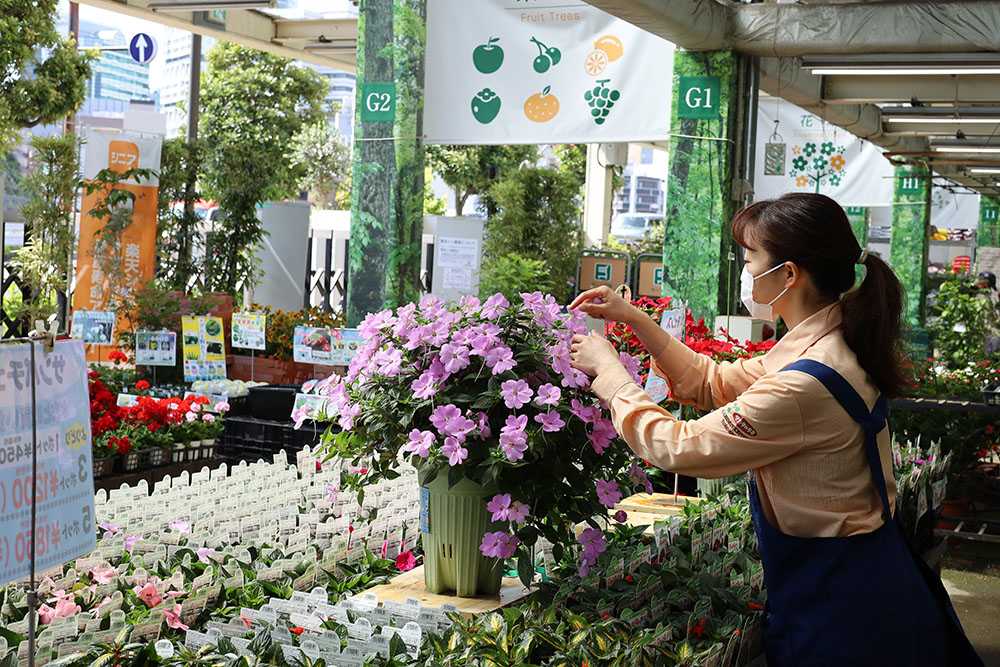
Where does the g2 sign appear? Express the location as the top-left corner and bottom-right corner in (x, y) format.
(361, 82), (396, 123)
(678, 76), (721, 120)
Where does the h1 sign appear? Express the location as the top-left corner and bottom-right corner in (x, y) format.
(678, 76), (720, 120)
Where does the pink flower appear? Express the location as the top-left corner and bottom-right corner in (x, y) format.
(90, 564), (117, 585)
(338, 402), (361, 430)
(136, 582), (162, 608)
(619, 352), (643, 384)
(500, 414), (528, 461)
(411, 371), (438, 400)
(202, 413), (216, 423)
(441, 437), (468, 466)
(485, 345), (516, 374)
(404, 429), (435, 458)
(440, 343), (471, 374)
(214, 401), (230, 413)
(507, 501), (530, 524)
(588, 419), (617, 455)
(190, 402), (201, 413)
(124, 535), (140, 552)
(570, 399), (600, 424)
(37, 604), (55, 625)
(595, 479), (623, 508)
(185, 411), (197, 423)
(534, 383), (561, 407)
(163, 604), (189, 631)
(629, 463), (654, 494)
(395, 550), (417, 572)
(169, 520), (190, 534)
(430, 404), (461, 432)
(534, 411), (565, 433)
(486, 493), (512, 521)
(500, 379), (532, 410)
(577, 527), (607, 576)
(481, 293), (509, 320)
(325, 483), (339, 504)
(475, 412), (492, 439)
(99, 522), (120, 536)
(302, 380), (318, 393)
(197, 547), (216, 564)
(480, 531), (520, 559)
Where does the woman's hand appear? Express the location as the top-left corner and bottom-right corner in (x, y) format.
(570, 333), (622, 378)
(569, 286), (640, 324)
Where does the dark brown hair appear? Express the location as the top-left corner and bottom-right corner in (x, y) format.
(732, 192), (907, 398)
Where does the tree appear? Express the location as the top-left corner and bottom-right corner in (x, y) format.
(156, 138), (203, 290)
(199, 42), (327, 293)
(425, 145), (538, 216)
(290, 117), (351, 209)
(0, 0), (94, 147)
(484, 168), (583, 302)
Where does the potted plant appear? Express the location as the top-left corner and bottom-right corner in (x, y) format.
(200, 406), (225, 459)
(322, 293), (640, 597)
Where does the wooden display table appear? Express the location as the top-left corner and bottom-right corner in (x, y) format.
(616, 492), (701, 517)
(365, 566), (533, 617)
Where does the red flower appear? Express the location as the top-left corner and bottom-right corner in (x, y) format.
(395, 550), (417, 572)
(135, 380), (150, 391)
(986, 424), (995, 435)
(107, 349), (128, 364)
(113, 436), (131, 455)
(690, 618), (707, 638)
(624, 575), (634, 584)
(747, 601), (764, 611)
(289, 626), (305, 636)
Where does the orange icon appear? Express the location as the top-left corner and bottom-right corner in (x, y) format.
(594, 35), (624, 61)
(585, 50), (608, 76)
(524, 86), (560, 123)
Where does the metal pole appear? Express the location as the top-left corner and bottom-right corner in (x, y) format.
(64, 2), (80, 137)
(187, 34), (202, 143)
(26, 341), (39, 667)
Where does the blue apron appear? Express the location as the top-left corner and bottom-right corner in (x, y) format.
(748, 359), (983, 667)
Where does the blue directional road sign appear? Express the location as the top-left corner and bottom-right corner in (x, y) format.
(129, 33), (157, 65)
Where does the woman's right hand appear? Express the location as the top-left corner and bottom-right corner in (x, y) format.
(569, 286), (639, 324)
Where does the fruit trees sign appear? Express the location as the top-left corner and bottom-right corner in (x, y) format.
(424, 0), (675, 145)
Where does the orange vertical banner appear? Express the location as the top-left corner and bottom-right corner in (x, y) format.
(73, 129), (162, 360)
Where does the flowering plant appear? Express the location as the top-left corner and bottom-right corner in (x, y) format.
(604, 296), (675, 385)
(322, 293), (643, 580)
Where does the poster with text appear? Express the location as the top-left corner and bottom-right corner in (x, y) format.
(644, 307), (686, 404)
(135, 331), (176, 366)
(0, 340), (96, 586)
(293, 327), (363, 366)
(424, 0), (675, 144)
(181, 316), (227, 382)
(70, 310), (115, 345)
(232, 312), (266, 351)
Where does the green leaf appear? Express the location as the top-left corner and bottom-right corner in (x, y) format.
(388, 632), (408, 658)
(517, 550), (534, 588)
(447, 464), (465, 489)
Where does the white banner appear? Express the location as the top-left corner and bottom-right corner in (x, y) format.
(754, 99), (894, 206)
(424, 0), (675, 144)
(83, 128), (162, 186)
(931, 186), (980, 230)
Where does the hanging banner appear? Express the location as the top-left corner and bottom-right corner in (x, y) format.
(423, 0), (675, 144)
(73, 128), (162, 360)
(181, 316), (227, 381)
(754, 100), (894, 206)
(931, 185), (980, 230)
(0, 340), (96, 586)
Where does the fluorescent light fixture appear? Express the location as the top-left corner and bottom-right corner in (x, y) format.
(803, 53), (1000, 76)
(934, 146), (1000, 154)
(150, 0), (273, 11)
(882, 106), (1000, 124)
(970, 168), (1000, 174)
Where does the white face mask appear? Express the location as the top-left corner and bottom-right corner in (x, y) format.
(740, 263), (788, 321)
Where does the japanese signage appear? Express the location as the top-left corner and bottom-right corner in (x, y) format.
(181, 317), (226, 382)
(423, 0), (674, 144)
(232, 312), (266, 351)
(73, 128), (161, 361)
(135, 331), (177, 367)
(293, 328), (363, 366)
(644, 307), (686, 404)
(69, 310), (115, 345)
(0, 340), (96, 586)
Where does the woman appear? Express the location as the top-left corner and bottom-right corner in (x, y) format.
(569, 193), (982, 667)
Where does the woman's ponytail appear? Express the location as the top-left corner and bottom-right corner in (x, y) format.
(840, 254), (908, 397)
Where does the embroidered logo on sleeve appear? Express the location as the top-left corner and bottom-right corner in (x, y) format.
(721, 405), (758, 438)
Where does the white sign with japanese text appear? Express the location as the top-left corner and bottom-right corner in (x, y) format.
(0, 340), (96, 586)
(644, 307), (686, 404)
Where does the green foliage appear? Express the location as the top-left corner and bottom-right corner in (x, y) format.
(0, 0), (94, 146)
(890, 167), (930, 327)
(157, 138), (204, 291)
(928, 277), (993, 368)
(607, 220), (665, 265)
(11, 134), (79, 326)
(425, 145), (538, 216)
(479, 253), (550, 303)
(484, 167), (583, 302)
(290, 118), (351, 208)
(199, 42), (327, 293)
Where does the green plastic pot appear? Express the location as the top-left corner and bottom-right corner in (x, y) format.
(419, 467), (503, 598)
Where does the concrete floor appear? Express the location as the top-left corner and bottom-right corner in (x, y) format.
(944, 567), (1000, 666)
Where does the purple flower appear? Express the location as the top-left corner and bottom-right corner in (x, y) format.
(411, 371), (439, 400)
(619, 352), (643, 384)
(430, 405), (462, 432)
(338, 402), (361, 430)
(613, 510), (628, 523)
(470, 334), (498, 356)
(440, 343), (471, 374)
(595, 479), (623, 508)
(302, 379), (318, 394)
(534, 411), (565, 433)
(500, 379), (532, 410)
(521, 292), (545, 309)
(374, 347), (404, 377)
(481, 294), (509, 320)
(534, 383), (561, 407)
(629, 463), (654, 494)
(404, 429), (435, 458)
(500, 414), (529, 461)
(570, 399), (601, 424)
(441, 437), (468, 466)
(485, 345), (516, 374)
(124, 535), (140, 552)
(169, 520), (190, 535)
(358, 309), (395, 341)
(325, 483), (339, 504)
(460, 295), (481, 311)
(197, 547), (216, 564)
(475, 411), (492, 439)
(507, 501), (530, 524)
(588, 419), (617, 455)
(99, 522), (120, 536)
(450, 327), (476, 347)
(577, 527), (607, 576)
(486, 493), (512, 521)
(403, 325), (433, 351)
(480, 531), (520, 559)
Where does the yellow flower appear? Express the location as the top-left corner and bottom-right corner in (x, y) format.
(830, 154), (845, 171)
(796, 175), (809, 188)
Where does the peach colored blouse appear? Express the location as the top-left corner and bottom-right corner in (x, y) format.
(591, 304), (895, 538)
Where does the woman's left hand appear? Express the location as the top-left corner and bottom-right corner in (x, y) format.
(570, 333), (622, 378)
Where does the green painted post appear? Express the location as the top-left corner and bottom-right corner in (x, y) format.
(347, 0), (426, 326)
(661, 51), (740, 321)
(979, 196), (1000, 248)
(845, 206), (869, 247)
(889, 166), (931, 328)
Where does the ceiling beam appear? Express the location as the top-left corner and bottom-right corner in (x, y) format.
(824, 74), (1000, 104)
(273, 18), (356, 42)
(75, 0), (356, 71)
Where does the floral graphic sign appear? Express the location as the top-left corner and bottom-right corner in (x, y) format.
(789, 140), (848, 192)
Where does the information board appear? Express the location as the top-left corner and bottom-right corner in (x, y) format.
(644, 307), (686, 404)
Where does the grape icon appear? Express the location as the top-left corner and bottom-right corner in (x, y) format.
(584, 79), (621, 125)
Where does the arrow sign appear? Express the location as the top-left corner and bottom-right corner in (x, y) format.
(128, 32), (157, 65)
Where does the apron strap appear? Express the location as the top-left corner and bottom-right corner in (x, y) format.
(781, 359), (892, 520)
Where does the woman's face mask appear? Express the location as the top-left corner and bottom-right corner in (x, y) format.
(740, 262), (788, 322)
